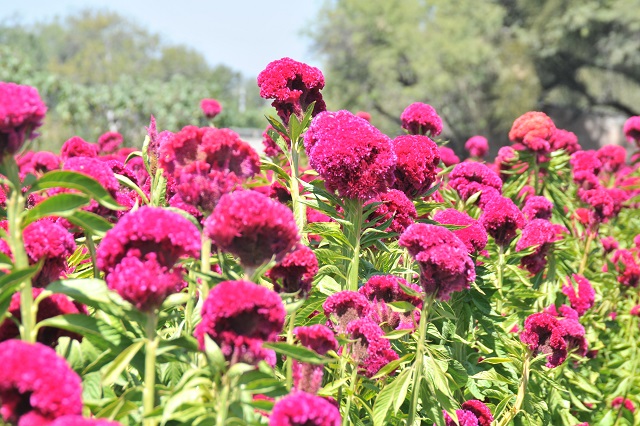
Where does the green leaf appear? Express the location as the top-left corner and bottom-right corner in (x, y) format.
(64, 210), (113, 236)
(23, 193), (91, 225)
(101, 340), (144, 386)
(371, 353), (413, 379)
(115, 174), (150, 205)
(386, 301), (418, 313)
(46, 279), (112, 308)
(372, 368), (411, 426)
(0, 265), (41, 306)
(262, 342), (331, 365)
(35, 314), (122, 345)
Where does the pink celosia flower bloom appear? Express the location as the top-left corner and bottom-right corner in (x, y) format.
(359, 275), (422, 330)
(516, 219), (563, 274)
(292, 325), (338, 394)
(479, 196), (525, 247)
(60, 136), (98, 160)
(257, 57), (326, 124)
(579, 188), (615, 223)
(597, 144), (626, 173)
(520, 312), (567, 368)
(366, 189), (417, 234)
(439, 146), (460, 167)
(19, 151), (60, 176)
(612, 249), (640, 287)
(346, 318), (399, 377)
(631, 305), (640, 316)
(51, 416), (123, 426)
(400, 102), (443, 136)
(549, 128), (581, 154)
(399, 223), (475, 300)
(570, 150), (601, 189)
(449, 162), (502, 206)
(433, 209), (488, 254)
(508, 111), (556, 154)
(355, 111), (371, 122)
(0, 82), (47, 155)
(63, 156), (119, 196)
(612, 396), (636, 412)
(465, 136), (489, 158)
(0, 340), (83, 424)
(195, 280), (285, 366)
(304, 110), (396, 200)
(443, 400), (494, 426)
(200, 98), (222, 119)
(266, 244), (318, 296)
(562, 274), (595, 316)
(97, 131), (123, 154)
(323, 291), (372, 334)
(601, 236), (619, 254)
(205, 190), (299, 267)
(269, 392), (341, 426)
(391, 135), (440, 198)
(623, 116), (640, 145)
(522, 196), (553, 221)
(23, 219), (76, 287)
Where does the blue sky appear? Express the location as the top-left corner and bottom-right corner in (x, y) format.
(2, 0), (324, 77)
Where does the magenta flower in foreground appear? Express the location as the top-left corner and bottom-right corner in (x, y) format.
(195, 280), (285, 366)
(205, 190), (299, 267)
(479, 196), (525, 247)
(367, 189), (417, 234)
(304, 110), (396, 200)
(258, 57), (326, 124)
(23, 219), (76, 287)
(346, 318), (399, 378)
(0, 82), (47, 155)
(448, 162), (502, 205)
(400, 102), (443, 136)
(266, 243), (318, 296)
(399, 223), (475, 301)
(269, 392), (341, 426)
(0, 340), (83, 425)
(433, 208), (488, 254)
(444, 400), (494, 426)
(520, 312), (567, 368)
(550, 128), (581, 154)
(391, 134), (440, 198)
(562, 274), (595, 316)
(465, 135), (489, 158)
(200, 98), (222, 119)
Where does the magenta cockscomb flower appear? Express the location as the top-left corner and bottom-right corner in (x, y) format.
(195, 280), (285, 365)
(19, 151), (60, 176)
(367, 189), (417, 234)
(266, 244), (318, 296)
(579, 188), (615, 223)
(465, 136), (489, 158)
(399, 223), (475, 301)
(522, 195), (553, 221)
(269, 392), (341, 426)
(97, 206), (201, 311)
(200, 98), (222, 119)
(97, 131), (123, 154)
(570, 150), (601, 189)
(612, 249), (640, 287)
(400, 102), (443, 136)
(23, 220), (76, 288)
(444, 400), (494, 426)
(391, 134), (440, 198)
(479, 196), (525, 247)
(433, 209), (488, 254)
(60, 136), (98, 160)
(323, 291), (372, 334)
(292, 325), (338, 394)
(0, 340), (83, 425)
(602, 236), (619, 254)
(0, 288), (87, 346)
(549, 128), (581, 154)
(359, 275), (422, 330)
(597, 144), (626, 173)
(623, 116), (640, 145)
(612, 396), (636, 413)
(509, 111), (556, 154)
(562, 274), (595, 316)
(515, 219), (563, 274)
(439, 146), (460, 167)
(205, 190), (299, 267)
(51, 416), (123, 426)
(346, 318), (399, 378)
(304, 110), (396, 200)
(0, 82), (47, 155)
(355, 111), (371, 122)
(63, 156), (119, 196)
(257, 57), (326, 124)
(262, 124), (290, 157)
(520, 312), (567, 368)
(448, 162), (502, 205)
(174, 164), (241, 213)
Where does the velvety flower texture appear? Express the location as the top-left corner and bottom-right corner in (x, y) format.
(601, 236), (619, 254)
(292, 325), (338, 394)
(515, 219), (563, 274)
(508, 111), (556, 154)
(323, 291), (372, 334)
(19, 151), (60, 176)
(367, 189), (417, 234)
(522, 195), (553, 221)
(200, 98), (222, 119)
(63, 156), (119, 199)
(266, 244), (318, 296)
(51, 416), (123, 426)
(359, 275), (422, 330)
(570, 150), (601, 189)
(465, 136), (489, 158)
(391, 135), (440, 198)
(346, 318), (399, 378)
(579, 188), (615, 223)
(444, 400), (494, 426)
(479, 196), (525, 247)
(549, 128), (581, 154)
(205, 190), (299, 267)
(562, 274), (595, 316)
(448, 162), (502, 205)
(623, 116), (640, 145)
(612, 249), (640, 287)
(433, 209), (488, 254)
(97, 131), (123, 154)
(304, 110), (396, 200)
(0, 340), (83, 425)
(439, 146), (460, 167)
(60, 136), (98, 160)
(269, 392), (341, 426)
(195, 280), (285, 366)
(400, 102), (443, 136)
(23, 220), (76, 288)
(520, 312), (567, 368)
(399, 223), (476, 301)
(597, 144), (626, 173)
(0, 82), (47, 155)
(257, 57), (326, 124)
(97, 206), (201, 311)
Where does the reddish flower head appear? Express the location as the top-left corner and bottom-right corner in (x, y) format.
(0, 82), (47, 155)
(465, 136), (489, 158)
(612, 396), (636, 413)
(479, 196), (525, 247)
(597, 144), (626, 173)
(520, 312), (567, 368)
(195, 280), (285, 365)
(257, 57), (326, 124)
(433, 209), (488, 254)
(449, 162), (502, 205)
(60, 136), (98, 160)
(355, 111), (371, 122)
(359, 275), (422, 330)
(400, 103), (443, 136)
(323, 291), (372, 334)
(399, 223), (476, 300)
(612, 249), (640, 287)
(509, 111), (556, 154)
(292, 325), (338, 393)
(570, 150), (601, 189)
(205, 190), (299, 267)
(97, 131), (123, 154)
(522, 195), (553, 221)
(367, 189), (417, 234)
(439, 146), (460, 167)
(269, 392), (341, 426)
(444, 400), (494, 426)
(623, 116), (640, 145)
(550, 128), (581, 154)
(262, 124), (290, 157)
(266, 244), (318, 296)
(391, 135), (440, 198)
(0, 340), (83, 425)
(346, 318), (399, 377)
(562, 274), (595, 316)
(579, 188), (615, 223)
(23, 220), (76, 287)
(515, 219), (563, 274)
(200, 98), (222, 119)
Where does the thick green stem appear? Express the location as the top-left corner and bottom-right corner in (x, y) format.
(496, 245), (506, 313)
(497, 353), (531, 426)
(407, 296), (434, 425)
(343, 365), (359, 426)
(85, 233), (100, 279)
(143, 311), (159, 426)
(578, 231), (594, 275)
(532, 160), (540, 195)
(345, 198), (364, 291)
(289, 146), (307, 240)
(216, 376), (231, 426)
(285, 310), (297, 390)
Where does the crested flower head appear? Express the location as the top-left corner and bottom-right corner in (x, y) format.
(400, 102), (443, 136)
(444, 400), (494, 426)
(391, 134), (440, 198)
(612, 249), (640, 287)
(508, 111), (556, 154)
(550, 128), (581, 154)
(294, 325), (338, 355)
(433, 208), (488, 254)
(355, 111), (371, 122)
(522, 196), (553, 221)
(515, 219), (563, 274)
(479, 196), (525, 247)
(257, 57), (326, 124)
(346, 318), (399, 377)
(597, 144), (626, 173)
(0, 82), (47, 155)
(60, 136), (98, 160)
(266, 244), (318, 296)
(97, 131), (123, 154)
(579, 187), (615, 223)
(0, 340), (83, 424)
(520, 312), (567, 368)
(204, 190), (299, 267)
(23, 219), (76, 287)
(465, 136), (489, 158)
(366, 189), (417, 234)
(359, 275), (422, 330)
(399, 223), (476, 300)
(305, 110), (396, 200)
(323, 291), (372, 334)
(200, 98), (222, 119)
(623, 116), (640, 145)
(51, 416), (123, 426)
(439, 146), (460, 167)
(269, 392), (341, 426)
(570, 150), (601, 189)
(562, 274), (595, 316)
(448, 162), (502, 205)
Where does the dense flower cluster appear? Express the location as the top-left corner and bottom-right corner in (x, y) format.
(439, 146), (460, 166)
(269, 392), (341, 426)
(612, 249), (640, 287)
(522, 195), (553, 221)
(292, 325), (338, 393)
(570, 150), (601, 189)
(465, 135), (489, 158)
(97, 131), (123, 154)
(448, 162), (502, 205)
(61, 136), (98, 160)
(612, 396), (636, 412)
(515, 219), (563, 274)
(359, 275), (422, 330)
(550, 128), (581, 154)
(508, 111), (556, 154)
(433, 208), (488, 254)
(367, 189), (417, 234)
(391, 135), (440, 198)
(623, 116), (640, 145)
(400, 102), (443, 136)
(23, 219), (76, 287)
(266, 244), (318, 296)
(520, 312), (567, 368)
(323, 291), (372, 334)
(200, 98), (222, 119)
(51, 416), (123, 426)
(480, 196), (525, 247)
(346, 318), (399, 377)
(0, 82), (47, 155)
(304, 110), (396, 199)
(597, 144), (626, 173)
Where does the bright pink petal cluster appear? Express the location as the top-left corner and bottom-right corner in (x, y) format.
(522, 195), (553, 221)
(623, 116), (640, 145)
(444, 400), (494, 426)
(465, 135), (489, 158)
(520, 312), (567, 368)
(391, 135), (440, 198)
(23, 220), (76, 287)
(562, 274), (595, 316)
(200, 98), (222, 119)
(269, 392), (341, 426)
(346, 318), (399, 377)
(51, 416), (123, 426)
(449, 162), (502, 205)
(359, 275), (422, 330)
(0, 82), (47, 155)
(60, 136), (98, 160)
(433, 209), (488, 254)
(479, 196), (525, 247)
(97, 131), (123, 154)
(400, 102), (443, 136)
(323, 291), (372, 334)
(292, 325), (338, 394)
(266, 244), (318, 296)
(439, 146), (460, 167)
(570, 150), (601, 189)
(516, 219), (563, 274)
(612, 249), (640, 287)
(597, 144), (626, 173)
(508, 111), (556, 154)
(612, 396), (636, 412)
(367, 189), (417, 234)
(549, 128), (581, 154)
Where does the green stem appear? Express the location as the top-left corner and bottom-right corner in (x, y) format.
(497, 352), (531, 426)
(407, 296), (434, 425)
(216, 375), (231, 426)
(289, 145), (307, 241)
(532, 159), (540, 195)
(578, 231), (594, 275)
(343, 365), (359, 426)
(285, 310), (297, 390)
(345, 198), (364, 291)
(85, 232), (100, 279)
(496, 245), (506, 313)
(143, 311), (159, 426)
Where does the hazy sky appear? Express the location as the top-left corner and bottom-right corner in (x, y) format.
(2, 0), (324, 76)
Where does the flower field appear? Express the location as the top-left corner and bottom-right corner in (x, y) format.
(1, 57), (640, 426)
